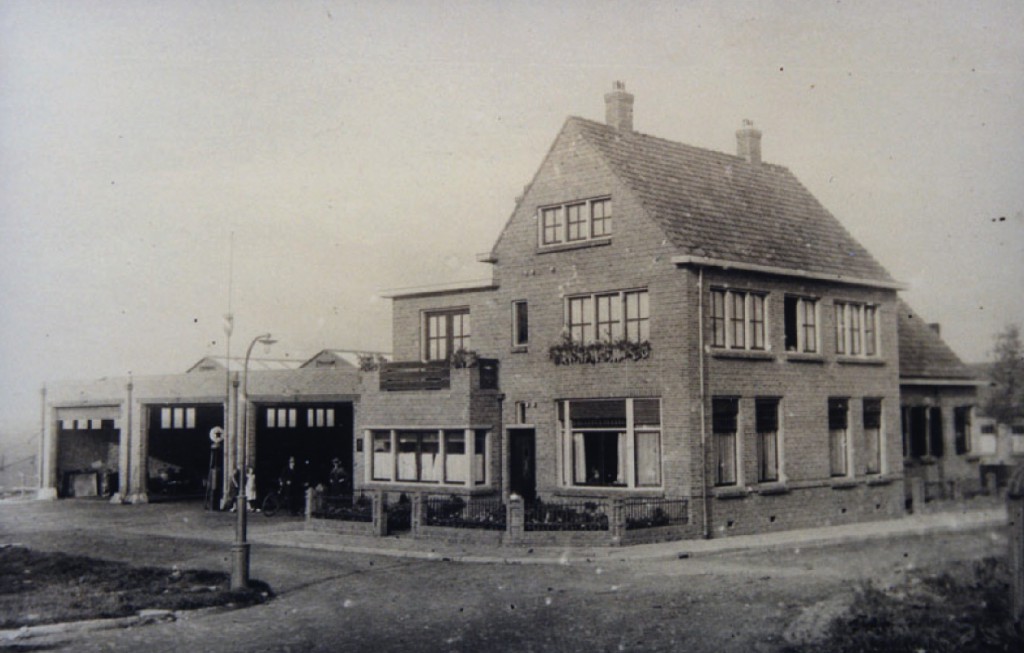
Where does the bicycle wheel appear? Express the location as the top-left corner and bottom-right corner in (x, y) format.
(262, 492), (281, 517)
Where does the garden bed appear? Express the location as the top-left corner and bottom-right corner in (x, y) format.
(0, 545), (272, 629)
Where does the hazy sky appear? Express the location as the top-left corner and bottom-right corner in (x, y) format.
(1, 0), (1022, 434)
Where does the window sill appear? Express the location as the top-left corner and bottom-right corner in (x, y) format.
(555, 486), (666, 499)
(965, 454), (982, 463)
(830, 478), (860, 490)
(710, 349), (775, 361)
(362, 481), (495, 495)
(784, 352), (824, 363)
(836, 356), (885, 366)
(713, 486), (749, 500)
(865, 475), (892, 486)
(755, 482), (790, 495)
(536, 238), (612, 255)
(511, 345), (528, 354)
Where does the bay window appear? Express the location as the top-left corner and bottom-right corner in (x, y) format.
(368, 429), (488, 486)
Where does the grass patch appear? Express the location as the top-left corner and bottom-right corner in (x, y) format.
(786, 557), (1024, 653)
(0, 545), (272, 629)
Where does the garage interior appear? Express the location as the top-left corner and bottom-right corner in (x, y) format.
(146, 404), (225, 503)
(255, 402), (354, 500)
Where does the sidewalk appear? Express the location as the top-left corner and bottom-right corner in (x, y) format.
(249, 505), (1008, 565)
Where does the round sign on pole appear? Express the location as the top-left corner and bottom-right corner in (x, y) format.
(209, 426), (225, 444)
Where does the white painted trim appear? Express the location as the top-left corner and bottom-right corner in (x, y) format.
(899, 377), (987, 387)
(672, 255), (908, 290)
(379, 279), (498, 299)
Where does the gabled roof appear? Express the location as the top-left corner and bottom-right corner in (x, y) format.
(565, 117), (896, 285)
(186, 356), (305, 374)
(896, 299), (976, 381)
(300, 349), (392, 369)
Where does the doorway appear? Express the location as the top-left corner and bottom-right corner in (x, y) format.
(509, 428), (536, 503)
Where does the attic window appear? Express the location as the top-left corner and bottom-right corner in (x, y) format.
(539, 197), (612, 247)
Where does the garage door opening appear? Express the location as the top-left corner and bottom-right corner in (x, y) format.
(147, 404), (225, 504)
(255, 403), (354, 504)
(57, 417), (119, 498)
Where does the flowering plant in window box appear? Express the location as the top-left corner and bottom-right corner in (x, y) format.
(449, 348), (480, 368)
(357, 354), (390, 372)
(548, 335), (652, 366)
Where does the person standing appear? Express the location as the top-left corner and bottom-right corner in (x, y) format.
(245, 467), (257, 512)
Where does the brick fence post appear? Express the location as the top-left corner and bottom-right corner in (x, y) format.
(305, 487), (317, 521)
(411, 493), (423, 538)
(1008, 466), (1024, 625)
(507, 494), (524, 544)
(910, 477), (925, 514)
(373, 490), (387, 537)
(610, 499), (625, 545)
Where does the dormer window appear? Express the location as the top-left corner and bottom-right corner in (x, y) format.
(539, 197), (612, 247)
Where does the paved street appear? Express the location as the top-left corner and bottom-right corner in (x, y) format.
(0, 499), (1009, 652)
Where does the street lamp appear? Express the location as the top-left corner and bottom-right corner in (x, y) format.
(232, 332), (276, 590)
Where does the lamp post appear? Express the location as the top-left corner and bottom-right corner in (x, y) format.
(231, 332), (276, 590)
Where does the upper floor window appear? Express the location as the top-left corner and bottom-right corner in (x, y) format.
(424, 309), (470, 361)
(834, 301), (879, 357)
(784, 296), (818, 353)
(539, 197), (612, 246)
(567, 289), (648, 343)
(710, 289), (767, 350)
(512, 301), (529, 348)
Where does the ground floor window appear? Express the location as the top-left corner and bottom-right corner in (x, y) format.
(954, 406), (972, 455)
(559, 398), (661, 489)
(902, 406), (944, 459)
(712, 397), (739, 486)
(828, 398), (850, 477)
(368, 428), (487, 486)
(863, 399), (883, 474)
(755, 398), (780, 482)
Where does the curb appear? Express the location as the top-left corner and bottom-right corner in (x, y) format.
(0, 609), (175, 642)
(248, 508), (1008, 566)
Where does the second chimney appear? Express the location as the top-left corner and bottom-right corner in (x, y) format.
(604, 81), (634, 132)
(736, 119), (762, 165)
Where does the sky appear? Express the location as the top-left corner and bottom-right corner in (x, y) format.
(1, 0), (1022, 438)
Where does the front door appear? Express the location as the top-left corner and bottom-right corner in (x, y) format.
(509, 429), (536, 503)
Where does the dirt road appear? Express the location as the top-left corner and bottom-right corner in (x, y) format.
(0, 500), (1007, 652)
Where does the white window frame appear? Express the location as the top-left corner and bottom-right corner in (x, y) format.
(365, 428), (488, 487)
(785, 296), (820, 354)
(565, 289), (649, 344)
(710, 288), (769, 351)
(712, 397), (742, 487)
(538, 196), (612, 247)
(512, 300), (529, 349)
(828, 398), (853, 478)
(863, 398), (885, 475)
(834, 301), (880, 358)
(557, 398), (662, 490)
(755, 397), (784, 483)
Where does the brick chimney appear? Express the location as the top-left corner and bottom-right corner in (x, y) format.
(604, 81), (634, 132)
(736, 119), (762, 165)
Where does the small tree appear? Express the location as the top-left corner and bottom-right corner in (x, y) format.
(986, 324), (1024, 424)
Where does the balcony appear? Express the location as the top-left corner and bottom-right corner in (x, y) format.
(379, 359), (498, 392)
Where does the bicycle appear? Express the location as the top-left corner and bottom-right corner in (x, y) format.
(261, 481), (285, 517)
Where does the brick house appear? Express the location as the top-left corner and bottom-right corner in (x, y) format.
(897, 301), (987, 502)
(356, 83), (910, 537)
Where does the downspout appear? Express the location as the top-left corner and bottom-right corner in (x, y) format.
(697, 267), (711, 539)
(38, 385), (46, 491)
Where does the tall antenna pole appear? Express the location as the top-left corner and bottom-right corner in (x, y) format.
(223, 231), (235, 507)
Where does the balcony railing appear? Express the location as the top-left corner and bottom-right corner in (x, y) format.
(378, 359), (499, 392)
(379, 361), (451, 391)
